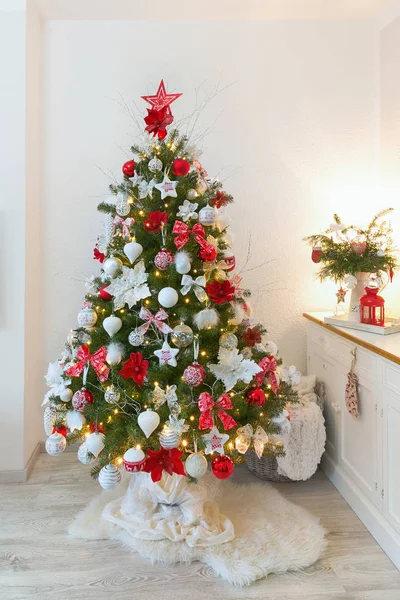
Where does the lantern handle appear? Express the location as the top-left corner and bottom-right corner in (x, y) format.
(350, 347), (357, 371)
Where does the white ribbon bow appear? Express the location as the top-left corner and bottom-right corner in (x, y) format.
(235, 424), (269, 458)
(153, 384), (181, 417)
(180, 274), (208, 302)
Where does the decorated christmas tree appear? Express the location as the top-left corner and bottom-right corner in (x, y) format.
(43, 81), (299, 487)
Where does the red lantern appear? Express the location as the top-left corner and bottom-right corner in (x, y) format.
(311, 246), (322, 263)
(360, 287), (385, 327)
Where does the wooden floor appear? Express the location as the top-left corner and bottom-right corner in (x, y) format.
(1, 454), (400, 600)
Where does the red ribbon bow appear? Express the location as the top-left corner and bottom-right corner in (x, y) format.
(254, 356), (278, 394)
(198, 392), (237, 431)
(137, 307), (173, 336)
(65, 345), (110, 383)
(172, 221), (214, 254)
(113, 216), (135, 237)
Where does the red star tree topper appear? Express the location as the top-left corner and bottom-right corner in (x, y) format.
(141, 80), (182, 116)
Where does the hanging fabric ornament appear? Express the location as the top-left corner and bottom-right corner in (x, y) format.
(175, 250), (191, 274)
(104, 385), (121, 404)
(98, 464), (122, 490)
(158, 287), (179, 308)
(77, 441), (95, 464)
(211, 455), (234, 479)
(43, 405), (57, 436)
(128, 329), (144, 347)
(72, 388), (93, 412)
(180, 274), (208, 302)
(85, 432), (105, 457)
(137, 306), (173, 336)
(154, 340), (179, 367)
(103, 256), (123, 278)
(159, 424), (181, 449)
(115, 191), (131, 217)
(194, 307), (220, 330)
(219, 332), (238, 350)
(154, 175), (178, 199)
(77, 305), (97, 329)
(138, 408), (160, 438)
(185, 452), (208, 479)
(123, 240), (143, 264)
(235, 424), (269, 458)
(171, 323), (194, 348)
(103, 314), (123, 337)
(198, 205), (217, 226)
(122, 160), (136, 178)
(202, 426), (229, 455)
(154, 249), (175, 270)
(123, 447), (146, 472)
(148, 156), (163, 173)
(45, 432), (66, 456)
(66, 410), (86, 433)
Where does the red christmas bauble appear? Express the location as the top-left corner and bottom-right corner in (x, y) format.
(351, 241), (366, 255)
(183, 363), (206, 387)
(172, 158), (190, 177)
(72, 388), (94, 412)
(211, 455), (234, 479)
(52, 425), (67, 437)
(246, 386), (266, 406)
(198, 245), (217, 263)
(122, 160), (136, 178)
(311, 246), (322, 263)
(99, 284), (113, 301)
(154, 249), (175, 270)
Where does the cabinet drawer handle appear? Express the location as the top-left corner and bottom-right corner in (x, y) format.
(322, 363), (327, 369)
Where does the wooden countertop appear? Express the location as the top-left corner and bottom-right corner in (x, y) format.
(303, 312), (400, 367)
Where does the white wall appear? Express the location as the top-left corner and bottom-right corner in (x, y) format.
(42, 19), (378, 374)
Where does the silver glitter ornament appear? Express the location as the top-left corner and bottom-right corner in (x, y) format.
(115, 191), (131, 217)
(186, 188), (198, 201)
(128, 329), (144, 346)
(171, 323), (194, 348)
(219, 332), (238, 350)
(159, 424), (181, 449)
(148, 156), (163, 173)
(104, 385), (121, 404)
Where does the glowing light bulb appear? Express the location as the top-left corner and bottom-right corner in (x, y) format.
(190, 416), (195, 421)
(114, 408), (119, 414)
(136, 444), (141, 450)
(182, 440), (188, 447)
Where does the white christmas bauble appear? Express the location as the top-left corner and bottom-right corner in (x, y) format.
(123, 447), (146, 472)
(196, 180), (208, 194)
(116, 191), (131, 217)
(103, 314), (122, 337)
(377, 249), (385, 257)
(265, 340), (278, 356)
(138, 409), (160, 438)
(106, 343), (122, 365)
(77, 307), (97, 329)
(98, 464), (122, 490)
(77, 442), (95, 464)
(158, 287), (179, 308)
(175, 251), (191, 275)
(85, 432), (105, 458)
(186, 188), (198, 201)
(128, 329), (144, 346)
(148, 156), (163, 173)
(103, 256), (122, 278)
(185, 452), (208, 479)
(66, 410), (86, 433)
(198, 205), (217, 226)
(59, 388), (73, 403)
(44, 405), (57, 436)
(45, 432), (66, 456)
(123, 241), (143, 264)
(104, 385), (121, 404)
(159, 425), (181, 449)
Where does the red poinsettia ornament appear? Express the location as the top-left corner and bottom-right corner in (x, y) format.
(119, 352), (149, 388)
(206, 280), (235, 304)
(143, 447), (186, 483)
(144, 107), (174, 140)
(144, 211), (168, 233)
(246, 387), (266, 406)
(93, 246), (105, 263)
(210, 190), (230, 208)
(242, 326), (262, 347)
(172, 158), (190, 177)
(198, 245), (217, 263)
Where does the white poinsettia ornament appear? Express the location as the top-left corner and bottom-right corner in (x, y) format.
(42, 361), (71, 406)
(209, 348), (262, 391)
(177, 199), (198, 222)
(280, 365), (301, 385)
(104, 260), (150, 310)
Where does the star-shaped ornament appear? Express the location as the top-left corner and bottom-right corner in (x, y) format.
(154, 340), (179, 367)
(141, 80), (182, 116)
(202, 426), (230, 455)
(336, 287), (347, 303)
(155, 176), (178, 200)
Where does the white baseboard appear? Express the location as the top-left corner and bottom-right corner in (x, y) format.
(0, 441), (41, 483)
(322, 453), (400, 570)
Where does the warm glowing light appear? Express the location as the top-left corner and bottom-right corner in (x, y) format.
(145, 299), (150, 305)
(128, 196), (134, 204)
(136, 444), (142, 450)
(144, 404), (148, 409)
(260, 412), (264, 417)
(185, 298), (190, 304)
(200, 351), (206, 357)
(116, 457), (123, 464)
(228, 442), (234, 449)
(155, 271), (160, 277)
(164, 203), (169, 208)
(114, 408), (119, 414)
(139, 210), (144, 216)
(154, 381), (159, 386)
(229, 392), (235, 397)
(182, 440), (188, 447)
(120, 309), (125, 314)
(190, 415), (195, 421)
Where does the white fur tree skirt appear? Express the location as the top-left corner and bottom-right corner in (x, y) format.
(69, 472), (326, 587)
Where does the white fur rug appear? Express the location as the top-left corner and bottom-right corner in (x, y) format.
(69, 474), (326, 587)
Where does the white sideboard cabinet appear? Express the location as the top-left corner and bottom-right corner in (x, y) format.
(305, 312), (400, 569)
